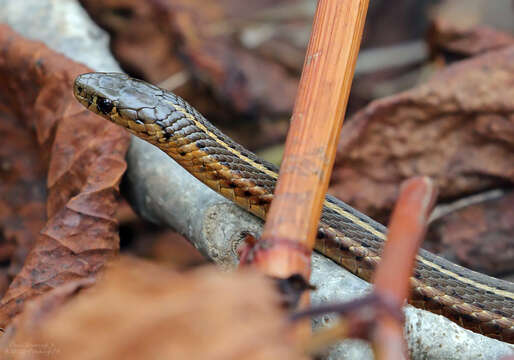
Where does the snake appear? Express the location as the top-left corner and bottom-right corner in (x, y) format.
(73, 72), (514, 344)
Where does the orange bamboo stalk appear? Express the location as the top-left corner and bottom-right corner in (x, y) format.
(254, 0), (370, 279)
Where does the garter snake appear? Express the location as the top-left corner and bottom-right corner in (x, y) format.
(73, 72), (514, 343)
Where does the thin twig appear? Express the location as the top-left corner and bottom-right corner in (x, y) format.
(372, 177), (437, 360)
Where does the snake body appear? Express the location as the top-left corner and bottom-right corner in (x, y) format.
(73, 72), (514, 343)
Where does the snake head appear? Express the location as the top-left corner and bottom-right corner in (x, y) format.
(73, 72), (174, 130)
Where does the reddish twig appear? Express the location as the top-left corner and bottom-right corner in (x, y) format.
(371, 177), (437, 360)
(290, 177), (437, 357)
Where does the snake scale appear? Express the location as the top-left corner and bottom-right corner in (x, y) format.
(73, 72), (514, 343)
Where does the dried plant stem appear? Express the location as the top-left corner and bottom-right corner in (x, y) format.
(372, 177), (437, 360)
(254, 0), (370, 279)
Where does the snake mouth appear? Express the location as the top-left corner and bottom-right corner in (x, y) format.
(73, 75), (95, 110)
(72, 79), (85, 103)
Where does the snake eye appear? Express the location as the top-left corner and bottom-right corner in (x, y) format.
(97, 97), (114, 114)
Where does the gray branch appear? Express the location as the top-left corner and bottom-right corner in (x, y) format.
(1, 0), (512, 358)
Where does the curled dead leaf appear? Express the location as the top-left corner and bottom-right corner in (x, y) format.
(331, 46), (514, 220)
(0, 257), (305, 360)
(0, 25), (130, 327)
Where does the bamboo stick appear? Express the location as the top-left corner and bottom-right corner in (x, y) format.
(253, 0), (370, 279)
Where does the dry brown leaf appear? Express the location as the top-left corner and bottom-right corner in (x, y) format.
(1, 257), (305, 360)
(0, 97), (47, 285)
(0, 25), (130, 327)
(330, 46), (514, 221)
(0, 277), (95, 351)
(429, 19), (514, 59)
(161, 0), (299, 115)
(426, 191), (514, 276)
